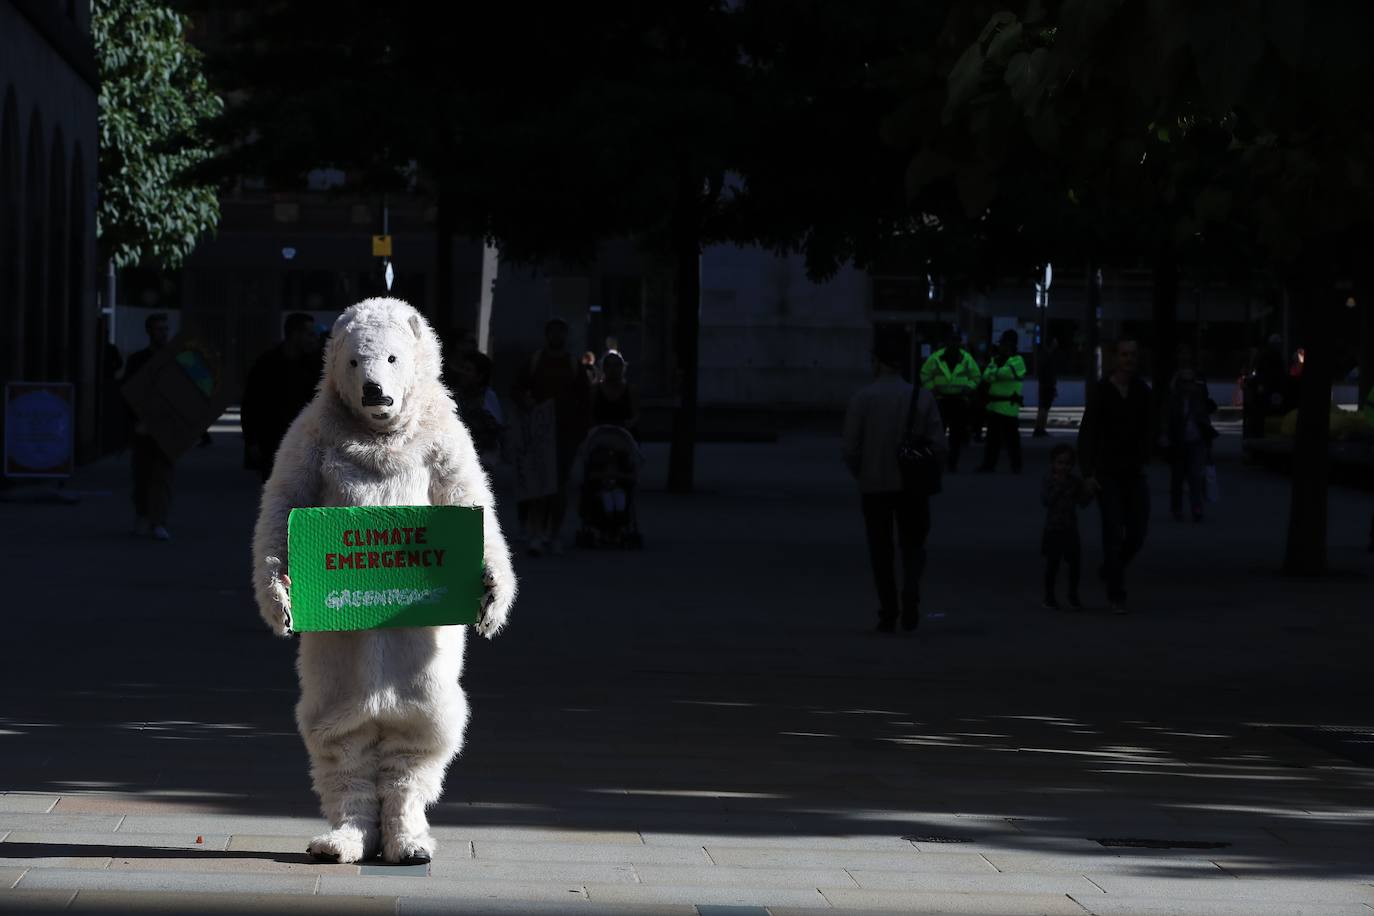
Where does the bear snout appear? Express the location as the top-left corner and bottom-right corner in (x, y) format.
(361, 382), (395, 408)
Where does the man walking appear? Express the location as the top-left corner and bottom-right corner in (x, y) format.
(920, 327), (980, 472)
(1033, 336), (1060, 437)
(977, 329), (1027, 473)
(124, 314), (174, 541)
(1078, 337), (1153, 613)
(241, 313), (323, 482)
(843, 337), (947, 633)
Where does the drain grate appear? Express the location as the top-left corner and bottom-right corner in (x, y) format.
(1094, 838), (1231, 850)
(902, 834), (972, 844)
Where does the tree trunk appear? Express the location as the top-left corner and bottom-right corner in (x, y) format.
(666, 193), (701, 494)
(1084, 257), (1099, 381)
(1151, 240), (1179, 402)
(1282, 271), (1333, 576)
(434, 188), (456, 328)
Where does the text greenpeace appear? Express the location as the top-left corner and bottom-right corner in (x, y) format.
(325, 587), (449, 610)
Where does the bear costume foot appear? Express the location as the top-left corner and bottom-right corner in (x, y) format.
(382, 831), (436, 865)
(307, 825), (377, 864)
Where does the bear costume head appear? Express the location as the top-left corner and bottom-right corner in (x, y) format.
(324, 298), (444, 432)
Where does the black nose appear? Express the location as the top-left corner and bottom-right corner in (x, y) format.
(362, 382), (384, 400)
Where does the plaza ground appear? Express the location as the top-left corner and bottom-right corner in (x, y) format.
(1, 419), (1372, 914)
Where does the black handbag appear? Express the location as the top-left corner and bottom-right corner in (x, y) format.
(897, 386), (943, 495)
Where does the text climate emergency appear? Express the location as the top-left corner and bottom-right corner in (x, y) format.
(323, 526), (447, 571)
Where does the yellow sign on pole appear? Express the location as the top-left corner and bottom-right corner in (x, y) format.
(371, 235), (392, 257)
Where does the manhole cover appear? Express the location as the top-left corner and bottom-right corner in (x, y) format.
(902, 835), (972, 844)
(1094, 838), (1230, 849)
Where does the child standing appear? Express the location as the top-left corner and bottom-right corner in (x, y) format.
(1042, 443), (1095, 610)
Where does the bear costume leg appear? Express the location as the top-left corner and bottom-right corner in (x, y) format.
(377, 684), (469, 864)
(300, 715), (382, 863)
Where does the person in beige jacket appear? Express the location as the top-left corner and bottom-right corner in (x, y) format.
(843, 337), (948, 633)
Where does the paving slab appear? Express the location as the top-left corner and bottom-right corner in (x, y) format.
(704, 846), (989, 872)
(632, 863), (854, 888)
(473, 840), (708, 865)
(1086, 875), (1374, 903)
(1, 831), (231, 852)
(0, 870), (26, 891)
(1067, 895), (1374, 916)
(401, 899), (695, 916)
(982, 851), (1230, 875)
(320, 874), (587, 902)
(584, 883), (829, 907)
(0, 798), (58, 815)
(0, 889), (76, 911)
(64, 890), (398, 913)
(0, 816), (123, 834)
(814, 888), (1092, 914)
(106, 853), (358, 875)
(0, 855), (111, 870)
(14, 867), (319, 896)
(846, 869), (1102, 895)
(642, 833), (913, 851)
(114, 815), (326, 838)
(425, 859), (637, 884)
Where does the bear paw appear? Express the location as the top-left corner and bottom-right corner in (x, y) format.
(381, 830), (435, 865)
(307, 826), (375, 864)
(474, 566), (513, 639)
(261, 557), (293, 637)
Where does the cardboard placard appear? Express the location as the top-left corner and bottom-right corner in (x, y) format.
(4, 382), (75, 478)
(287, 505), (485, 631)
(120, 333), (231, 460)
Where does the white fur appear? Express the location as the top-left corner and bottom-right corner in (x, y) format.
(251, 297), (517, 863)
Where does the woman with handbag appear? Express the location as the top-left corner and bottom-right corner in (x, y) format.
(842, 337), (948, 634)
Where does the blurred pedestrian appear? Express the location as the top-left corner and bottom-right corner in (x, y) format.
(843, 336), (947, 634)
(1078, 337), (1152, 614)
(976, 329), (1026, 473)
(919, 327), (979, 472)
(515, 318), (590, 555)
(1162, 349), (1217, 523)
(580, 350), (601, 386)
(241, 312), (323, 483)
(124, 314), (175, 541)
(1033, 336), (1060, 437)
(1041, 443), (1095, 610)
(591, 350), (640, 434)
(454, 350), (504, 471)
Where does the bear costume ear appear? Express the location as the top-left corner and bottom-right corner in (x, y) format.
(410, 314), (423, 341)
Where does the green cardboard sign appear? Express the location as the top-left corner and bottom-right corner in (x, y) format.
(287, 506), (484, 631)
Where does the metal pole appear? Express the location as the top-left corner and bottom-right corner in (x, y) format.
(105, 259), (117, 346)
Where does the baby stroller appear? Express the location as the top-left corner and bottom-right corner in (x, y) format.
(572, 425), (644, 549)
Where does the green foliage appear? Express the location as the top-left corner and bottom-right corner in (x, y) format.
(94, 0), (223, 268)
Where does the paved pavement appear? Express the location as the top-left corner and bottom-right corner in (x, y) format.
(1, 416), (1373, 914)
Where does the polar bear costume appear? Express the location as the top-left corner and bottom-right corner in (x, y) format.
(251, 298), (517, 864)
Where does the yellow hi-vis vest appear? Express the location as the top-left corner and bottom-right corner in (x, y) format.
(920, 348), (981, 397)
(983, 354), (1026, 417)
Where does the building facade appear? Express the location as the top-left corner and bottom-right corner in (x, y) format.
(0, 0), (100, 460)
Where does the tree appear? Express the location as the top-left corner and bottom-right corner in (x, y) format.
(94, 0), (223, 270)
(930, 0), (1374, 574)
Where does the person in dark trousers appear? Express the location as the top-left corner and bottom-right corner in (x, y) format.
(1041, 443), (1096, 610)
(1162, 348), (1217, 523)
(843, 337), (948, 634)
(124, 313), (174, 541)
(977, 329), (1026, 473)
(1078, 337), (1153, 614)
(919, 327), (980, 472)
(241, 312), (323, 482)
(1033, 336), (1060, 437)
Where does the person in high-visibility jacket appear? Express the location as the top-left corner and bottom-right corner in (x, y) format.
(920, 328), (981, 471)
(976, 329), (1027, 473)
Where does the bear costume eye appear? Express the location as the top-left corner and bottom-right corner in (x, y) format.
(349, 359), (358, 368)
(388, 355), (396, 363)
